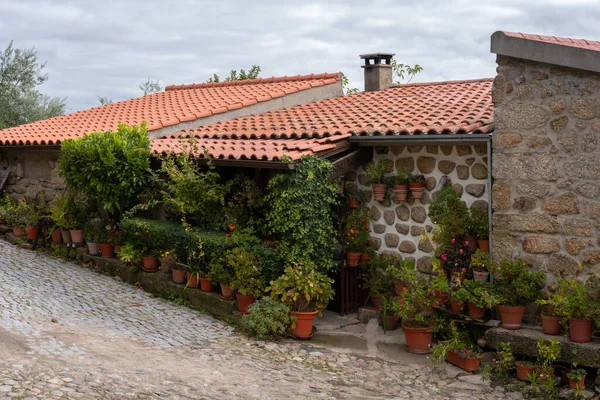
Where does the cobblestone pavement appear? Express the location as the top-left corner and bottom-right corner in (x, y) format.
(0, 240), (519, 399)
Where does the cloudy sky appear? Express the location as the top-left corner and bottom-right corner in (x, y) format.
(2, 0), (599, 113)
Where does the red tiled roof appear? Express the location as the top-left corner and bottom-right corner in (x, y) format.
(503, 32), (600, 52)
(153, 78), (493, 161)
(0, 74), (341, 146)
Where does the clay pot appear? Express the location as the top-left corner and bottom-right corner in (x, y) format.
(467, 236), (478, 253)
(99, 243), (114, 258)
(199, 277), (215, 292)
(402, 325), (432, 354)
(51, 229), (62, 244)
(569, 319), (592, 343)
(450, 300), (466, 313)
(291, 311), (317, 339)
(382, 315), (398, 331)
(473, 271), (489, 282)
(468, 302), (485, 320)
(346, 251), (360, 267)
(348, 197), (360, 209)
(409, 182), (425, 200)
(371, 294), (383, 309)
(393, 184), (409, 202)
(432, 290), (449, 306)
(568, 375), (586, 390)
(447, 349), (481, 372)
(393, 279), (406, 296)
(372, 183), (386, 202)
(142, 256), (159, 273)
(478, 239), (489, 252)
(541, 315), (561, 335)
(236, 294), (256, 314)
(70, 229), (84, 244)
(12, 226), (24, 237)
(172, 268), (186, 284)
(515, 361), (536, 382)
(186, 273), (199, 288)
(220, 284), (234, 300)
(87, 242), (100, 256)
(498, 305), (526, 330)
(60, 229), (71, 244)
(359, 253), (370, 265)
(26, 225), (37, 240)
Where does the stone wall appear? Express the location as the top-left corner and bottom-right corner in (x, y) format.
(347, 144), (489, 272)
(492, 55), (600, 285)
(0, 148), (64, 199)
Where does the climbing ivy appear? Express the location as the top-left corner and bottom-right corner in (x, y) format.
(266, 155), (338, 271)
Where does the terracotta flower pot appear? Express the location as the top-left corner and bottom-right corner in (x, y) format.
(172, 269), (186, 284)
(393, 184), (409, 202)
(409, 182), (425, 200)
(447, 349), (481, 372)
(199, 277), (214, 292)
(70, 229), (84, 243)
(432, 290), (449, 306)
(220, 284), (234, 300)
(541, 315), (561, 335)
(346, 251), (360, 267)
(12, 226), (24, 237)
(468, 302), (485, 320)
(393, 279), (406, 296)
(515, 361), (536, 382)
(382, 315), (398, 331)
(473, 271), (489, 282)
(372, 183), (386, 202)
(467, 236), (478, 253)
(99, 243), (114, 258)
(478, 239), (489, 252)
(348, 197), (360, 209)
(450, 300), (466, 313)
(60, 229), (71, 244)
(26, 225), (37, 240)
(359, 253), (370, 265)
(51, 229), (62, 244)
(568, 375), (586, 390)
(498, 305), (526, 330)
(291, 311), (317, 339)
(402, 325), (432, 354)
(569, 319), (592, 343)
(236, 294), (256, 314)
(142, 256), (159, 273)
(87, 242), (100, 256)
(186, 273), (199, 288)
(371, 294), (383, 309)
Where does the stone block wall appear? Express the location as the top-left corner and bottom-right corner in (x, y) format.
(0, 148), (65, 199)
(347, 144), (489, 273)
(492, 55), (600, 285)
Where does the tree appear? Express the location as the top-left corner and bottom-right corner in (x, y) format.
(392, 61), (423, 84)
(97, 96), (113, 106)
(139, 78), (162, 96)
(206, 65), (261, 83)
(0, 41), (66, 129)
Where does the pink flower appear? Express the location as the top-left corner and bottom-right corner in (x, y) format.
(451, 238), (456, 244)
(461, 268), (466, 272)
(459, 249), (463, 254)
(464, 240), (469, 246)
(441, 254), (448, 261)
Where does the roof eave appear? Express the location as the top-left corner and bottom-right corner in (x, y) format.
(349, 133), (492, 146)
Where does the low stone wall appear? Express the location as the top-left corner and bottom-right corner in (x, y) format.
(346, 145), (489, 272)
(0, 148), (64, 199)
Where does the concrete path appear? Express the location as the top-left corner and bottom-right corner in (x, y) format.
(0, 240), (516, 399)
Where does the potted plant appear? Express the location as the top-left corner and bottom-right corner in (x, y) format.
(536, 292), (561, 335)
(567, 361), (586, 390)
(118, 243), (141, 266)
(4, 198), (27, 237)
(432, 324), (482, 372)
(49, 192), (86, 244)
(229, 247), (265, 314)
(465, 209), (479, 253)
(471, 207), (489, 252)
(365, 159), (389, 202)
(360, 255), (394, 308)
(84, 218), (104, 256)
(22, 201), (40, 240)
(360, 247), (375, 266)
(463, 279), (501, 320)
(470, 249), (490, 282)
(208, 256), (235, 299)
(430, 273), (450, 306)
(0, 196), (16, 226)
(407, 173), (426, 200)
(159, 250), (178, 273)
(385, 259), (414, 296)
(344, 181), (364, 209)
(269, 260), (334, 339)
(441, 238), (472, 286)
(380, 294), (400, 332)
(492, 259), (545, 330)
(450, 286), (469, 313)
(181, 261), (202, 289)
(393, 172), (409, 202)
(345, 215), (370, 267)
(170, 259), (187, 284)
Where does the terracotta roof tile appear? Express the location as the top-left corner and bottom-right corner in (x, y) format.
(503, 31), (600, 52)
(0, 74), (341, 146)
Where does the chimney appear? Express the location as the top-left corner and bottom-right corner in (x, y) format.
(359, 52), (395, 92)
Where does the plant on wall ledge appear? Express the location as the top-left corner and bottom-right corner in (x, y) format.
(365, 159), (390, 202)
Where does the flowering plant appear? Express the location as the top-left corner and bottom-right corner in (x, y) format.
(397, 272), (438, 328)
(440, 238), (472, 282)
(345, 209), (371, 252)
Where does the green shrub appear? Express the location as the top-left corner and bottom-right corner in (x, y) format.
(365, 159), (390, 184)
(428, 184), (469, 254)
(242, 297), (290, 340)
(492, 259), (545, 306)
(229, 247), (265, 297)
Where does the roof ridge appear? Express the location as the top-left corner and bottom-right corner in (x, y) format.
(391, 78), (494, 89)
(164, 72), (342, 91)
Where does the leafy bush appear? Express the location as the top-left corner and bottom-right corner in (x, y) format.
(491, 259), (545, 306)
(49, 192), (87, 229)
(538, 278), (600, 326)
(242, 297), (290, 340)
(84, 218), (106, 242)
(462, 279), (502, 309)
(360, 254), (396, 295)
(5, 198), (39, 228)
(59, 123), (151, 218)
(365, 159), (390, 184)
(266, 155), (337, 271)
(428, 184), (469, 254)
(229, 247), (265, 297)
(470, 249), (490, 272)
(0, 195), (16, 223)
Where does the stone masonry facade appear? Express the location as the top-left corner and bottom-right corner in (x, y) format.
(347, 144), (489, 273)
(492, 55), (600, 286)
(0, 148), (65, 199)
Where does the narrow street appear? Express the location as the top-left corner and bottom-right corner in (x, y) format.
(0, 240), (512, 399)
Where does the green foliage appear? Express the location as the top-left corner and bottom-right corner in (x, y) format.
(567, 362), (586, 381)
(470, 249), (490, 272)
(391, 60), (423, 84)
(48, 192), (87, 229)
(482, 342), (515, 384)
(345, 208), (371, 252)
(407, 173), (426, 183)
(206, 65), (261, 83)
(0, 40), (66, 130)
(229, 247), (265, 297)
(450, 286), (470, 304)
(48, 243), (77, 260)
(463, 279), (502, 309)
(360, 254), (396, 295)
(397, 272), (438, 328)
(428, 184), (469, 254)
(242, 297), (291, 340)
(139, 78), (162, 96)
(266, 155), (337, 271)
(430, 273), (450, 294)
(118, 243), (141, 265)
(537, 278), (599, 325)
(341, 75), (359, 95)
(536, 338), (561, 372)
(269, 261), (334, 313)
(469, 207), (489, 239)
(491, 259), (545, 306)
(167, 292), (187, 306)
(58, 123), (151, 218)
(364, 159), (390, 184)
(207, 256), (234, 286)
(395, 171), (409, 185)
(97, 96), (113, 106)
(431, 323), (481, 366)
(84, 218), (106, 242)
(4, 197), (38, 227)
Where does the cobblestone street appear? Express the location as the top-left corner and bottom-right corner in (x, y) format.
(0, 240), (516, 399)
